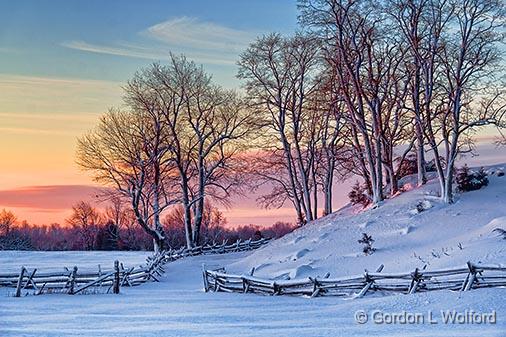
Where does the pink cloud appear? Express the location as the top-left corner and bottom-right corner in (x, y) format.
(0, 185), (106, 210)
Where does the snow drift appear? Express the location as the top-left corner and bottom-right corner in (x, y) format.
(229, 164), (506, 282)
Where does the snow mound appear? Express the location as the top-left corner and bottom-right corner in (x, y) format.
(318, 232), (330, 240)
(292, 235), (305, 244)
(230, 163), (506, 279)
(485, 216), (506, 229)
(399, 225), (415, 235)
(291, 248), (311, 260)
(358, 220), (374, 229)
(289, 264), (314, 278)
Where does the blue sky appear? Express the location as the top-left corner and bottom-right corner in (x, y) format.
(0, 0), (299, 225)
(0, 0), (297, 87)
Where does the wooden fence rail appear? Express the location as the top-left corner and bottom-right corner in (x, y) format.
(203, 261), (506, 298)
(1, 237), (270, 297)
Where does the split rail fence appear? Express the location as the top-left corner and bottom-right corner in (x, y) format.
(203, 261), (506, 298)
(1, 237), (270, 297)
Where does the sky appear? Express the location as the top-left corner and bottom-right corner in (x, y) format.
(0, 0), (300, 226)
(0, 1), (504, 227)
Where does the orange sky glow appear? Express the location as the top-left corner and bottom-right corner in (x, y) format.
(1, 1), (505, 228)
(0, 74), (504, 227)
(0, 74), (308, 226)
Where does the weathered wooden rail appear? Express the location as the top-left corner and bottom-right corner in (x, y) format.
(203, 261), (506, 298)
(1, 237), (270, 297)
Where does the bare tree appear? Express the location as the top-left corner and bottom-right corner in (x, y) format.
(378, 42), (414, 196)
(77, 107), (178, 252)
(0, 209), (16, 236)
(125, 55), (256, 247)
(307, 71), (350, 214)
(238, 33), (321, 224)
(301, 0), (393, 204)
(428, 0), (505, 203)
(103, 194), (139, 249)
(66, 201), (101, 250)
(387, 0), (434, 186)
(0, 210), (32, 250)
(184, 90), (255, 245)
(300, 0), (506, 204)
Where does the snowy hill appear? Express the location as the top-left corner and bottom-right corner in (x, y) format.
(230, 164), (506, 280)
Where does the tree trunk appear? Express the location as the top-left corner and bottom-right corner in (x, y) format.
(384, 160), (397, 196)
(323, 159), (334, 216)
(415, 129), (426, 186)
(192, 155), (206, 246)
(443, 125), (460, 204)
(365, 142), (381, 204)
(412, 56), (427, 186)
(442, 170), (453, 204)
(192, 196), (205, 246)
(312, 164), (318, 220)
(152, 169), (165, 253)
(153, 238), (161, 254)
(294, 141), (314, 222)
(131, 186), (166, 253)
(362, 129), (382, 204)
(375, 139), (383, 201)
(180, 176), (194, 249)
(280, 132), (304, 225)
(351, 127), (373, 198)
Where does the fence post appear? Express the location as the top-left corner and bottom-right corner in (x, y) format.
(214, 275), (220, 292)
(22, 268), (38, 292)
(463, 261), (477, 291)
(15, 266), (26, 297)
(242, 277), (249, 293)
(310, 273), (330, 298)
(68, 266), (78, 295)
(202, 264), (209, 292)
(113, 260), (120, 294)
(220, 240), (227, 253)
(355, 264), (384, 298)
(408, 268), (421, 294)
(309, 277), (321, 298)
(272, 282), (280, 295)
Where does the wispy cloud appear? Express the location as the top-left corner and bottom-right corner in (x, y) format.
(0, 74), (120, 88)
(0, 185), (106, 210)
(0, 74), (122, 115)
(62, 17), (260, 66)
(61, 40), (166, 61)
(145, 16), (255, 52)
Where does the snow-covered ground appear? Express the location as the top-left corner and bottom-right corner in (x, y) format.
(1, 252), (505, 337)
(1, 163), (506, 336)
(232, 165), (506, 279)
(0, 250), (151, 273)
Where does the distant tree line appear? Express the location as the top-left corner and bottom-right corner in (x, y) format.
(0, 206), (295, 251)
(75, 0), (506, 251)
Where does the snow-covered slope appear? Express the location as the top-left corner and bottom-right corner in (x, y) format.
(230, 164), (506, 280)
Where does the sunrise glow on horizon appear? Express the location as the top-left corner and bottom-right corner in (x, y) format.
(0, 0), (299, 226)
(1, 0), (504, 227)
